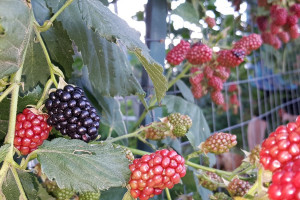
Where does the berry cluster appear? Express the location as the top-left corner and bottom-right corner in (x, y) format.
(200, 132), (237, 154)
(227, 178), (251, 197)
(143, 113), (192, 140)
(45, 85), (100, 142)
(268, 159), (300, 200)
(197, 171), (223, 191)
(129, 149), (186, 200)
(14, 108), (52, 155)
(256, 2), (300, 49)
(166, 40), (190, 66)
(259, 117), (300, 172)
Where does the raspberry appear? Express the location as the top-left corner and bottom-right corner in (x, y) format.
(277, 31), (290, 43)
(79, 191), (101, 200)
(204, 66), (214, 79)
(205, 16), (216, 28)
(129, 149), (186, 200)
(268, 159), (300, 200)
(208, 76), (223, 91)
(186, 43), (212, 65)
(214, 66), (230, 81)
(271, 7), (288, 26)
(234, 34), (263, 55)
(191, 84), (206, 99)
(143, 122), (171, 140)
(259, 120), (300, 172)
(228, 84), (238, 93)
(167, 113), (192, 130)
(189, 67), (204, 85)
(14, 108), (52, 155)
(217, 49), (245, 68)
(209, 192), (231, 200)
(200, 132), (237, 154)
(286, 15), (298, 27)
(211, 91), (225, 105)
(270, 23), (280, 35)
(53, 188), (75, 200)
(257, 16), (268, 32)
(227, 178), (251, 197)
(166, 40), (190, 66)
(290, 4), (300, 18)
(197, 171), (223, 191)
(289, 25), (299, 39)
(45, 85), (100, 142)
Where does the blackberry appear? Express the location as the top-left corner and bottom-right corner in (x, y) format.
(45, 85), (100, 142)
(79, 191), (101, 200)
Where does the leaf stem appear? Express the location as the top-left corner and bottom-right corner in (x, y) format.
(107, 126), (149, 143)
(33, 24), (58, 88)
(167, 64), (192, 90)
(0, 83), (17, 103)
(37, 0), (74, 32)
(165, 188), (172, 200)
(185, 160), (232, 179)
(11, 167), (28, 200)
(125, 147), (150, 156)
(36, 79), (53, 109)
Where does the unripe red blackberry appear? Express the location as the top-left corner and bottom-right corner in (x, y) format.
(290, 4), (300, 18)
(227, 178), (251, 197)
(268, 159), (300, 200)
(205, 16), (216, 28)
(259, 120), (300, 172)
(214, 66), (230, 81)
(211, 91), (225, 105)
(166, 40), (190, 66)
(208, 76), (223, 91)
(271, 7), (288, 26)
(204, 66), (214, 79)
(233, 34), (262, 55)
(217, 49), (245, 68)
(256, 16), (268, 32)
(129, 149), (186, 200)
(191, 84), (206, 99)
(197, 171), (223, 191)
(186, 43), (212, 65)
(200, 132), (237, 154)
(277, 31), (290, 43)
(14, 108), (52, 155)
(209, 192), (231, 200)
(143, 122), (171, 140)
(289, 25), (299, 39)
(189, 67), (204, 85)
(45, 85), (100, 142)
(79, 191), (101, 200)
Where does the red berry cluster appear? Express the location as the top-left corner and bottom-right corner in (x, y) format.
(260, 116), (300, 172)
(14, 108), (52, 155)
(256, 2), (300, 49)
(268, 158), (300, 200)
(129, 149), (186, 200)
(166, 40), (190, 66)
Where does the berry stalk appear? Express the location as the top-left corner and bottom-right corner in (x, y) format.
(165, 188), (172, 200)
(36, 79), (53, 109)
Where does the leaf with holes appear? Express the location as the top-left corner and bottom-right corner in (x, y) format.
(36, 138), (131, 192)
(0, 0), (33, 79)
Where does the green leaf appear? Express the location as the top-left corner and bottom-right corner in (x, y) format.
(176, 80), (194, 103)
(134, 50), (167, 102)
(171, 2), (200, 25)
(0, 144), (10, 163)
(47, 0), (167, 101)
(162, 95), (211, 150)
(22, 30), (49, 91)
(122, 190), (135, 200)
(2, 169), (40, 200)
(0, 0), (33, 79)
(31, 0), (74, 79)
(100, 187), (127, 200)
(36, 138), (131, 192)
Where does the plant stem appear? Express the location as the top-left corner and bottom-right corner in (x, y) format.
(11, 167), (28, 200)
(37, 0), (74, 32)
(185, 160), (232, 178)
(126, 147), (150, 156)
(0, 83), (17, 103)
(165, 188), (172, 200)
(247, 181), (258, 196)
(107, 126), (148, 143)
(33, 25), (58, 88)
(167, 64), (192, 90)
(36, 79), (53, 109)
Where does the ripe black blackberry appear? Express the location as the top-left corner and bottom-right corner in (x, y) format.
(45, 85), (100, 142)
